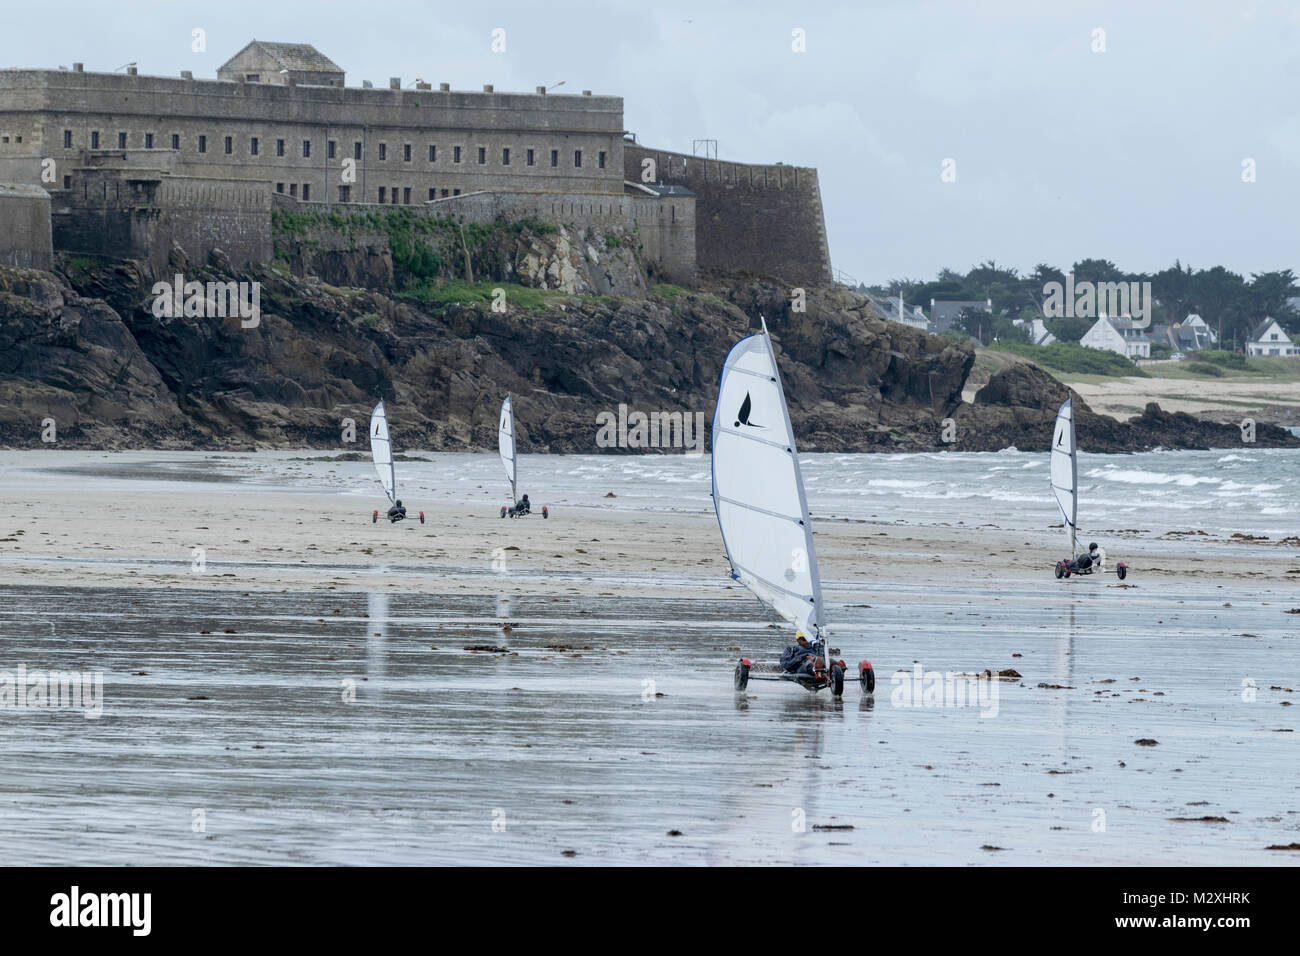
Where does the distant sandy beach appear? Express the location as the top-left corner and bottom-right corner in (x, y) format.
(1, 453), (1294, 597)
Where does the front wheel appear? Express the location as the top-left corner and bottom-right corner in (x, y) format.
(500, 507), (507, 519)
(1117, 563), (1127, 580)
(831, 664), (844, 697)
(734, 661), (750, 691)
(542, 506), (548, 519)
(1054, 562), (1064, 579)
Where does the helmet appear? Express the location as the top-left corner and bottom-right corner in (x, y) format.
(1088, 542), (1098, 551)
(396, 500), (403, 507)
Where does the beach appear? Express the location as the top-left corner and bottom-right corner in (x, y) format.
(0, 449), (1297, 864)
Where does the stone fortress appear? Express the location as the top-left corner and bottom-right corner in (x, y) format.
(0, 40), (832, 287)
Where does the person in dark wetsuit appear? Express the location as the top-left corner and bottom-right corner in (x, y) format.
(510, 494), (531, 517)
(1069, 542), (1102, 572)
(387, 499), (407, 523)
(779, 632), (824, 678)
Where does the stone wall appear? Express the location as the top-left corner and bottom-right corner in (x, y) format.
(52, 165), (271, 275)
(424, 190), (695, 284)
(624, 144), (831, 287)
(0, 183), (54, 269)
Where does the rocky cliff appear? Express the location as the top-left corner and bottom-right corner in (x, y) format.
(1, 257), (1295, 453)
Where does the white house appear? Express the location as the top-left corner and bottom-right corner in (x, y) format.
(866, 293), (929, 330)
(1013, 317), (1057, 346)
(1246, 317), (1299, 356)
(1080, 315), (1150, 359)
(1180, 314), (1217, 346)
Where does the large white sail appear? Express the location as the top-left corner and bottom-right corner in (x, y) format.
(499, 395), (517, 502)
(370, 400), (396, 504)
(1050, 397), (1077, 555)
(711, 318), (824, 638)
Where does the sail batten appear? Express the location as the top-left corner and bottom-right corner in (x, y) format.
(498, 396), (517, 503)
(711, 320), (824, 638)
(369, 400), (396, 504)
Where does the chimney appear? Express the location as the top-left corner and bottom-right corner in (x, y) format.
(483, 84), (493, 92)
(73, 63), (83, 72)
(127, 66), (138, 75)
(439, 82), (449, 91)
(389, 77), (400, 89)
(582, 90), (592, 96)
(536, 86), (546, 94)
(181, 70), (193, 79)
(416, 81), (431, 90)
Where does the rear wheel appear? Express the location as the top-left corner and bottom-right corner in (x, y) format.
(500, 507), (507, 518)
(1117, 563), (1127, 580)
(372, 511), (378, 524)
(860, 662), (875, 693)
(831, 664), (844, 697)
(543, 506), (548, 519)
(734, 661), (750, 691)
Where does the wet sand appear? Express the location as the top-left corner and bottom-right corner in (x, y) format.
(1, 452), (1297, 864)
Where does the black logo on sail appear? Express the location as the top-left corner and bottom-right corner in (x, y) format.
(735, 392), (761, 428)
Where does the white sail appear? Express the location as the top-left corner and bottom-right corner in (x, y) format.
(370, 400), (396, 504)
(1050, 396), (1077, 555)
(499, 395), (517, 502)
(711, 318), (824, 638)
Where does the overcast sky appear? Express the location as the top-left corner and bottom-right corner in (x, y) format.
(8, 0), (1299, 286)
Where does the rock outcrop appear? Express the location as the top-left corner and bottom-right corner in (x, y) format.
(0, 260), (1295, 452)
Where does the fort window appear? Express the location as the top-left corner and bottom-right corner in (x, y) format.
(224, 136), (233, 154)
(118, 132), (127, 149)
(453, 189), (460, 196)
(378, 187), (386, 202)
(246, 74), (259, 82)
(289, 183), (297, 197)
(303, 184), (310, 201)
(441, 188), (449, 197)
(428, 145), (436, 162)
(598, 150), (606, 169)
(353, 142), (362, 160)
(91, 131), (100, 149)
(429, 188), (435, 201)
(379, 143), (387, 160)
(328, 141), (336, 160)
(276, 183), (284, 193)
(198, 135), (207, 153)
(574, 150), (582, 167)
(453, 146), (462, 163)
(526, 148), (535, 166)
(277, 139), (285, 157)
(250, 137), (259, 155)
(390, 187), (398, 204)
(63, 130), (72, 149)
(502, 148), (510, 165)
(171, 134), (180, 150)
(63, 175), (71, 189)
(403, 187), (411, 204)
(550, 149), (558, 167)
(302, 140), (311, 158)
(145, 133), (154, 149)
(477, 147), (486, 164)
(338, 185), (351, 203)
(403, 144), (411, 162)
